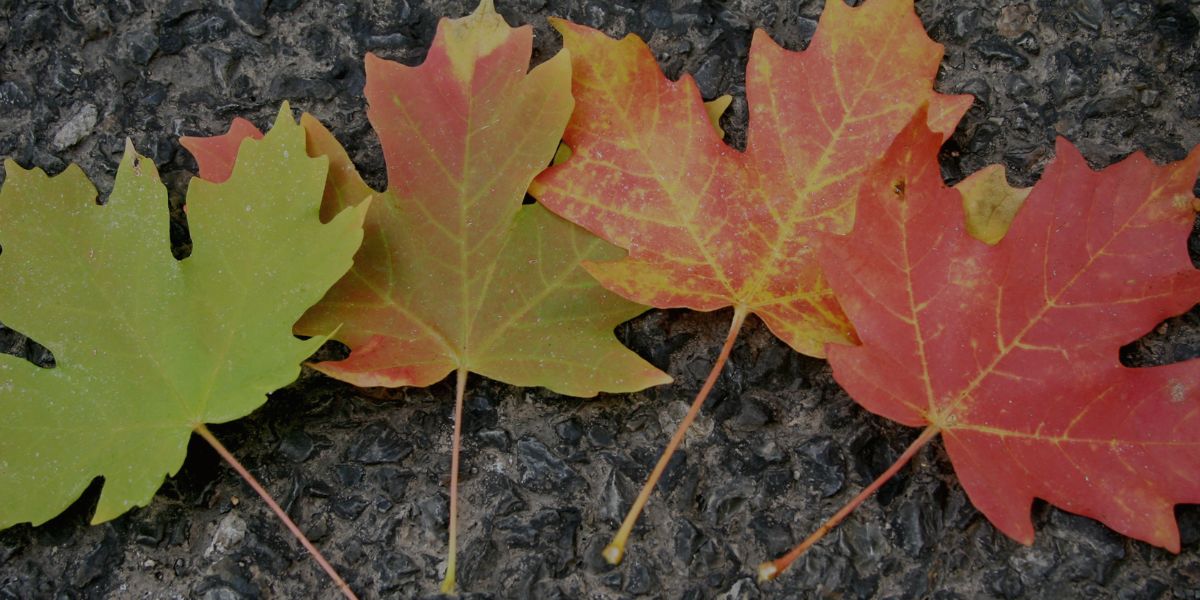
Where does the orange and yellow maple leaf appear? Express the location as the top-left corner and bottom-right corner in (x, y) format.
(530, 0), (972, 357)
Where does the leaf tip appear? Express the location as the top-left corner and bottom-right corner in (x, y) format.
(271, 101), (296, 131)
(1051, 136), (1087, 167)
(472, 0), (496, 17)
(118, 138), (159, 182)
(748, 28), (776, 53)
(546, 15), (570, 34)
(548, 15), (599, 45)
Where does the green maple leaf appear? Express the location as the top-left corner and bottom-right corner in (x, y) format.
(0, 105), (369, 528)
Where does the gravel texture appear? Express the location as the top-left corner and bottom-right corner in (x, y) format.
(2, 0), (1200, 598)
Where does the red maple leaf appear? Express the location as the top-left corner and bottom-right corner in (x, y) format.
(762, 111), (1200, 579)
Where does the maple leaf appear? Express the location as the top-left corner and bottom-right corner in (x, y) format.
(526, 0), (972, 562)
(182, 1), (670, 591)
(0, 106), (368, 595)
(761, 112), (1200, 580)
(296, 113), (667, 396)
(531, 0), (971, 358)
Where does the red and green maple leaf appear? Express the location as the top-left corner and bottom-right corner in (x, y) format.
(183, 1), (669, 591)
(527, 0), (973, 562)
(761, 112), (1200, 580)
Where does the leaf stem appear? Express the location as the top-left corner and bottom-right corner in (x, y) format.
(440, 367), (469, 594)
(604, 306), (749, 565)
(757, 424), (941, 582)
(194, 424), (358, 600)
